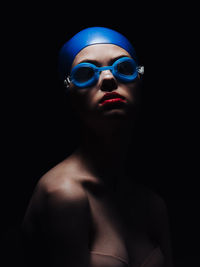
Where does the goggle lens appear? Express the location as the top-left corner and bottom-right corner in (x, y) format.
(116, 60), (136, 76)
(73, 66), (95, 83)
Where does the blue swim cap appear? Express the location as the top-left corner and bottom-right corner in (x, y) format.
(58, 27), (137, 81)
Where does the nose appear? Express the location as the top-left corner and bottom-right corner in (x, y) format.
(99, 70), (118, 91)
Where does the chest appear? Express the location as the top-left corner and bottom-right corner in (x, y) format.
(85, 185), (157, 266)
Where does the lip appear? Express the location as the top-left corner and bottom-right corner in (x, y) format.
(99, 92), (127, 106)
(100, 98), (127, 106)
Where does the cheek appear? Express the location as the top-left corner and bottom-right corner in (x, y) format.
(123, 83), (139, 104)
(81, 89), (99, 110)
(71, 89), (96, 116)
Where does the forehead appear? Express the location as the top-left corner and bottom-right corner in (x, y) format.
(72, 44), (131, 67)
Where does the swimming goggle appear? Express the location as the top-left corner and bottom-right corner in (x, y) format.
(65, 57), (144, 88)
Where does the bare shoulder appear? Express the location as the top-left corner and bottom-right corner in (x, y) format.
(133, 185), (169, 228)
(39, 162), (88, 201)
(137, 185), (174, 266)
(23, 160), (89, 232)
(22, 160), (91, 266)
(142, 186), (168, 216)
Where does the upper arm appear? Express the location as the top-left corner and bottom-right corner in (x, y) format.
(44, 180), (90, 267)
(146, 191), (174, 267)
(23, 178), (90, 267)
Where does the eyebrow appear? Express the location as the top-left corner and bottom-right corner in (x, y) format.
(78, 55), (130, 66)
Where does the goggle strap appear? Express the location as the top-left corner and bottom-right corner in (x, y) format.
(137, 66), (144, 75)
(64, 76), (71, 88)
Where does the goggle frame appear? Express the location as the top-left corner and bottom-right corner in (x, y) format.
(66, 57), (143, 88)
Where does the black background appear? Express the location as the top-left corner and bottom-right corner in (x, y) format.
(1, 2), (198, 266)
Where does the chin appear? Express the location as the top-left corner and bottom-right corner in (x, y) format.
(99, 101), (134, 119)
(102, 108), (127, 118)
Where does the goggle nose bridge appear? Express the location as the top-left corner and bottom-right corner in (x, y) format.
(96, 65), (114, 74)
(96, 66), (115, 80)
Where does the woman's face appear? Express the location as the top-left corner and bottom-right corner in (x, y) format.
(68, 44), (141, 129)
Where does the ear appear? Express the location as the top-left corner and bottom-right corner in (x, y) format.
(67, 88), (81, 117)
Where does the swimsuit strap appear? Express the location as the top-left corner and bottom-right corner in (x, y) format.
(90, 250), (130, 266)
(140, 247), (163, 267)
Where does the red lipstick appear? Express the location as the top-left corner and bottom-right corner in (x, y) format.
(99, 92), (127, 106)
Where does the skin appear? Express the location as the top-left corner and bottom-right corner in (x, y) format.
(22, 44), (173, 267)
(68, 44), (140, 184)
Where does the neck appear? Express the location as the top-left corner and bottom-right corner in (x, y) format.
(73, 118), (135, 184)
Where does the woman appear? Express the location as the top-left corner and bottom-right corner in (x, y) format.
(22, 27), (173, 267)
